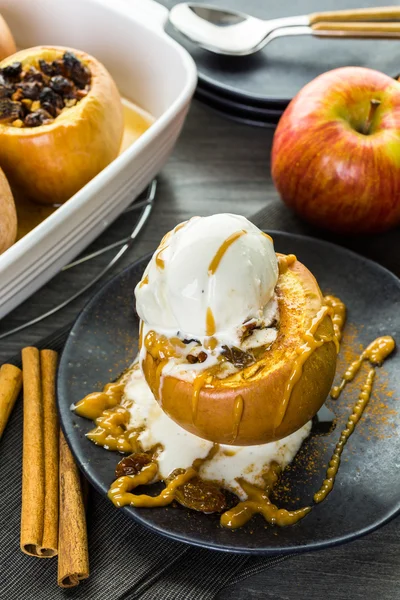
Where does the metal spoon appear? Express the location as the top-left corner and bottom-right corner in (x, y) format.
(169, 3), (400, 56)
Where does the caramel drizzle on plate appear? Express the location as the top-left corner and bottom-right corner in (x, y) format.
(314, 369), (376, 503)
(108, 442), (219, 509)
(208, 230), (246, 276)
(74, 287), (396, 531)
(108, 463), (197, 508)
(315, 336), (395, 503)
(221, 334), (395, 527)
(324, 295), (346, 343)
(221, 463), (311, 529)
(74, 375), (129, 421)
(331, 335), (395, 399)
(87, 405), (133, 453)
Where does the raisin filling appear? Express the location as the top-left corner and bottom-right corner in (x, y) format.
(0, 51), (91, 128)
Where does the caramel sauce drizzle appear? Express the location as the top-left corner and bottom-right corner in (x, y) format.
(221, 334), (395, 527)
(174, 221), (188, 233)
(139, 274), (149, 288)
(143, 330), (184, 400)
(87, 405), (133, 453)
(204, 336), (218, 351)
(192, 371), (212, 422)
(315, 336), (395, 503)
(154, 230), (172, 270)
(314, 368), (376, 504)
(108, 463), (197, 508)
(74, 376), (129, 421)
(144, 330), (180, 361)
(274, 305), (335, 430)
(205, 306), (216, 337)
(230, 395), (244, 443)
(221, 463), (311, 529)
(155, 249), (165, 270)
(208, 230), (247, 275)
(152, 222), (189, 272)
(273, 294), (346, 431)
(277, 253), (297, 275)
(75, 300), (396, 531)
(139, 320), (144, 349)
(331, 336), (395, 399)
(324, 295), (346, 342)
(262, 232), (273, 242)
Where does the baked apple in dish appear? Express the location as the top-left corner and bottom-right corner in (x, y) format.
(0, 46), (123, 204)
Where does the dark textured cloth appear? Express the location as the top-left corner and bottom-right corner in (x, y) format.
(1, 202), (399, 600)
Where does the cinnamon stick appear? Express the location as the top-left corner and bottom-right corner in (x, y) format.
(20, 347), (59, 557)
(40, 350), (59, 556)
(0, 363), (22, 439)
(58, 430), (89, 587)
(21, 347), (45, 557)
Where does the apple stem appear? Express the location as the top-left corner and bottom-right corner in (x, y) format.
(362, 99), (381, 135)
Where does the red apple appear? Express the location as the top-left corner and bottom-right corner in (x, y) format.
(271, 67), (400, 234)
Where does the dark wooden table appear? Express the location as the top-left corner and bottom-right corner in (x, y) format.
(1, 101), (399, 600)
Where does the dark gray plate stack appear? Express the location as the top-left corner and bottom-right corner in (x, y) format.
(162, 0), (399, 127)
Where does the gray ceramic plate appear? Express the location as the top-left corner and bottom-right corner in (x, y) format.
(57, 232), (400, 554)
(162, 0), (400, 105)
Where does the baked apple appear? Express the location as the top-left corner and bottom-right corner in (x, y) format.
(0, 166), (17, 253)
(136, 214), (338, 446)
(0, 46), (123, 204)
(0, 13), (16, 61)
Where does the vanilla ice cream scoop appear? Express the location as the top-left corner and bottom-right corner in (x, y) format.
(135, 214), (278, 343)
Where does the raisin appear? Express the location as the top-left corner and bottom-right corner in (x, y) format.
(38, 59), (54, 77)
(187, 349), (207, 363)
(0, 98), (23, 122)
(17, 81), (42, 100)
(62, 51), (79, 72)
(49, 75), (74, 96)
(115, 452), (152, 478)
(24, 109), (53, 127)
(0, 84), (13, 99)
(41, 101), (57, 117)
(39, 86), (63, 109)
(51, 59), (65, 75)
(38, 59), (64, 77)
(1, 62), (22, 81)
(168, 470), (227, 513)
(63, 51), (90, 88)
(22, 67), (45, 83)
(187, 354), (198, 364)
(197, 351), (208, 363)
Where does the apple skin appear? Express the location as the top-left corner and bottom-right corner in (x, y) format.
(271, 67), (400, 234)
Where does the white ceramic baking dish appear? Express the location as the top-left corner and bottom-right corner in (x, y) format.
(0, 0), (197, 320)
